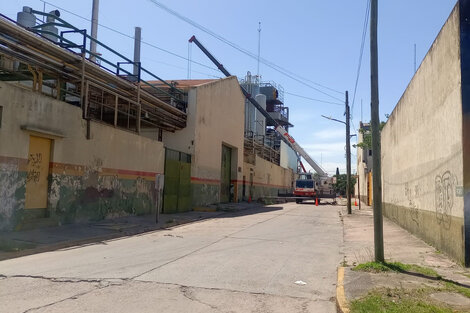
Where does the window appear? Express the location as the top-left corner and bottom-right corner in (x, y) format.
(368, 150), (372, 156)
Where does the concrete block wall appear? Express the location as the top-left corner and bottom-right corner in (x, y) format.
(0, 82), (164, 231)
(381, 4), (467, 264)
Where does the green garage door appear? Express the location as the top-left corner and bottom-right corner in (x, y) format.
(163, 149), (191, 213)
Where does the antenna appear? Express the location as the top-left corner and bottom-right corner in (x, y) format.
(257, 22), (261, 78)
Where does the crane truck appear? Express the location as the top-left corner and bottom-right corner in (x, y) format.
(188, 36), (336, 203)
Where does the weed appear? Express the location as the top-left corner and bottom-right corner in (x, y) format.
(353, 261), (440, 278)
(350, 290), (460, 313)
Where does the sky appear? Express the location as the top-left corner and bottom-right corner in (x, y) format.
(2, 0), (458, 175)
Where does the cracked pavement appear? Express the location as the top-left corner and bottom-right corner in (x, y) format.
(0, 202), (343, 312)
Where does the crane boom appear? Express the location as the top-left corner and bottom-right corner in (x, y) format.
(189, 35), (328, 177)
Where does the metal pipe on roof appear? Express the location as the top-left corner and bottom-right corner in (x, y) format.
(133, 27), (141, 77)
(0, 14), (187, 128)
(90, 0), (99, 62)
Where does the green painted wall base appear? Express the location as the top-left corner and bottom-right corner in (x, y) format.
(191, 183), (220, 208)
(49, 174), (156, 225)
(383, 203), (465, 265)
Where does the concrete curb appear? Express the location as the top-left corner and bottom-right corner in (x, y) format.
(336, 267), (350, 313)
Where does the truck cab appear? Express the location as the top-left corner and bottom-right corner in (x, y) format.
(294, 173), (336, 203)
(294, 173), (316, 203)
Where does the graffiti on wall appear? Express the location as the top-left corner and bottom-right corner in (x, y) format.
(26, 153), (42, 183)
(435, 171), (457, 230)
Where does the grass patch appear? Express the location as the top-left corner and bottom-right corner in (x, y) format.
(444, 281), (470, 299)
(353, 261), (440, 278)
(350, 290), (460, 313)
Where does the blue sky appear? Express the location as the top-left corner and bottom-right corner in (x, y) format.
(2, 0), (458, 175)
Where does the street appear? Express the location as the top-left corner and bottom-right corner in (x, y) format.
(0, 202), (343, 313)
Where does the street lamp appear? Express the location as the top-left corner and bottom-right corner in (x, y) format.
(320, 91), (352, 214)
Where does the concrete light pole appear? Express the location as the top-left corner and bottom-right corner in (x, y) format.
(321, 91), (352, 215)
(370, 0), (384, 263)
(345, 91), (352, 215)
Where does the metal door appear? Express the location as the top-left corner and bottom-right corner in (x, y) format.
(25, 136), (51, 212)
(177, 162), (191, 212)
(163, 149), (191, 213)
(220, 145), (231, 203)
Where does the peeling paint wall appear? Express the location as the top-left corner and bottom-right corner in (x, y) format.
(0, 81), (164, 231)
(381, 5), (466, 264)
(0, 159), (26, 230)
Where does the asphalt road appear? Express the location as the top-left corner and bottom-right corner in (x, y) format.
(0, 202), (344, 313)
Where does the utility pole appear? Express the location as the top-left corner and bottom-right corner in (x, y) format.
(370, 0), (384, 262)
(346, 91), (352, 215)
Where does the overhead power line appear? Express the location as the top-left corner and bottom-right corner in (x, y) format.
(284, 91), (343, 106)
(351, 0), (371, 116)
(146, 0), (344, 102)
(38, 0), (220, 73)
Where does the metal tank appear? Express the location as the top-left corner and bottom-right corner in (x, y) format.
(42, 10), (60, 42)
(254, 94), (266, 138)
(241, 72), (259, 137)
(17, 6), (36, 28)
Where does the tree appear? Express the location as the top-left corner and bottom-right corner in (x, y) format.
(355, 121), (386, 150)
(333, 174), (356, 196)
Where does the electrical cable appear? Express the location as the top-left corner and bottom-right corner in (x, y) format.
(350, 0), (371, 138)
(351, 0), (371, 115)
(142, 56), (222, 78)
(146, 0), (344, 102)
(284, 91), (343, 106)
(38, 0), (220, 73)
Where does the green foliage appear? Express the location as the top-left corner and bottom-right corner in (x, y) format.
(353, 261), (440, 278)
(356, 121), (387, 150)
(333, 174), (356, 196)
(350, 291), (458, 313)
(445, 281), (470, 299)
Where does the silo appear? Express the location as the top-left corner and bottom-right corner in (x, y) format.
(242, 72), (259, 137)
(255, 94), (266, 138)
(17, 7), (36, 28)
(42, 11), (61, 42)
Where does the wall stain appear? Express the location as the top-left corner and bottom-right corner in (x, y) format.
(404, 182), (420, 227)
(0, 162), (26, 230)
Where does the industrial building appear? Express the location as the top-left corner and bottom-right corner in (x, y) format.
(0, 7), (297, 231)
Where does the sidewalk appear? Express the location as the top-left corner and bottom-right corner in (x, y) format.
(0, 202), (262, 261)
(337, 205), (470, 312)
